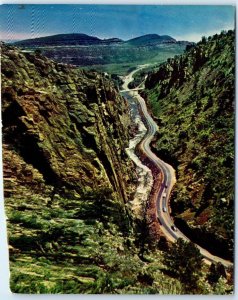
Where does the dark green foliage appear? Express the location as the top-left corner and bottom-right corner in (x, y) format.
(145, 30), (234, 257)
(134, 218), (153, 261)
(7, 191), (142, 294)
(34, 49), (42, 56)
(207, 263), (226, 286)
(2, 32), (234, 294)
(110, 73), (124, 89)
(163, 238), (203, 293)
(2, 42), (144, 294)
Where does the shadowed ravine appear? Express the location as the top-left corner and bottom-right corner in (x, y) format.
(121, 66), (233, 268)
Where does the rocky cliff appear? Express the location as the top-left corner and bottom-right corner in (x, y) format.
(1, 43), (142, 293)
(2, 43), (135, 204)
(144, 30), (234, 260)
(1, 41), (233, 295)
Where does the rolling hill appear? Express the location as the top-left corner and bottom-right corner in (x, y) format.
(13, 33), (179, 47)
(126, 34), (176, 46)
(14, 33), (123, 47)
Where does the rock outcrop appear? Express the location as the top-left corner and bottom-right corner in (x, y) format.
(1, 40), (233, 295)
(2, 43), (135, 205)
(1, 43), (142, 293)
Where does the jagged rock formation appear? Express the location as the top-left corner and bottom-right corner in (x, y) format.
(144, 30), (234, 260)
(1, 43), (144, 293)
(2, 43), (135, 204)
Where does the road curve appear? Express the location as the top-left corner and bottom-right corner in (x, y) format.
(121, 66), (233, 268)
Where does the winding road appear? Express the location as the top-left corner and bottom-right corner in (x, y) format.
(121, 66), (233, 268)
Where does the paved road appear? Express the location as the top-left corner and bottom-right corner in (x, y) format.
(121, 66), (233, 268)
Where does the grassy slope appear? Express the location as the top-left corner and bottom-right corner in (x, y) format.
(144, 31), (234, 258)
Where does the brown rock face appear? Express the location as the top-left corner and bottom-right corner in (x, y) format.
(1, 42), (135, 208)
(1, 44), (142, 293)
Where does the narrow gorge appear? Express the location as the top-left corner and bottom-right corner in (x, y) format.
(1, 29), (234, 295)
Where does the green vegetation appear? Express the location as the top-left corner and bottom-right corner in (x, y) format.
(14, 33), (191, 76)
(2, 42), (183, 294)
(128, 64), (162, 89)
(163, 239), (203, 293)
(17, 42), (187, 76)
(8, 191), (230, 294)
(144, 30), (234, 259)
(42, 43), (186, 76)
(163, 239), (232, 294)
(7, 191), (136, 293)
(7, 190), (185, 294)
(2, 39), (233, 294)
(81, 62), (138, 77)
(15, 34), (191, 75)
(14, 33), (110, 47)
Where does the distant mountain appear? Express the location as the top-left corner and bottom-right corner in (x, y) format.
(13, 33), (183, 48)
(126, 34), (176, 46)
(13, 33), (123, 47)
(12, 33), (191, 72)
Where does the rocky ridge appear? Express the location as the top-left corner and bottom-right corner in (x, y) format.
(1, 43), (145, 293)
(144, 30), (234, 260)
(2, 43), (135, 204)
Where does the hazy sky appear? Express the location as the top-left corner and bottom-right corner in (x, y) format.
(0, 4), (235, 42)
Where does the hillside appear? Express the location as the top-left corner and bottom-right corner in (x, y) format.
(144, 30), (234, 259)
(126, 34), (176, 46)
(14, 33), (123, 47)
(12, 33), (191, 75)
(2, 43), (187, 294)
(13, 33), (177, 47)
(1, 43), (137, 293)
(1, 42), (233, 295)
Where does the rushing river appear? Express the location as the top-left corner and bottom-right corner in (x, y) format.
(122, 91), (153, 219)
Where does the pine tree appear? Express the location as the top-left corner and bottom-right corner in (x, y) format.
(163, 238), (203, 293)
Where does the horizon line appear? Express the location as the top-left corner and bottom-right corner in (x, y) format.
(0, 28), (234, 44)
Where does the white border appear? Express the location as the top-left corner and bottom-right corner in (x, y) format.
(0, 1), (237, 300)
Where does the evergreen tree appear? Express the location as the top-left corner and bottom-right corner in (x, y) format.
(163, 238), (203, 293)
(207, 262), (226, 285)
